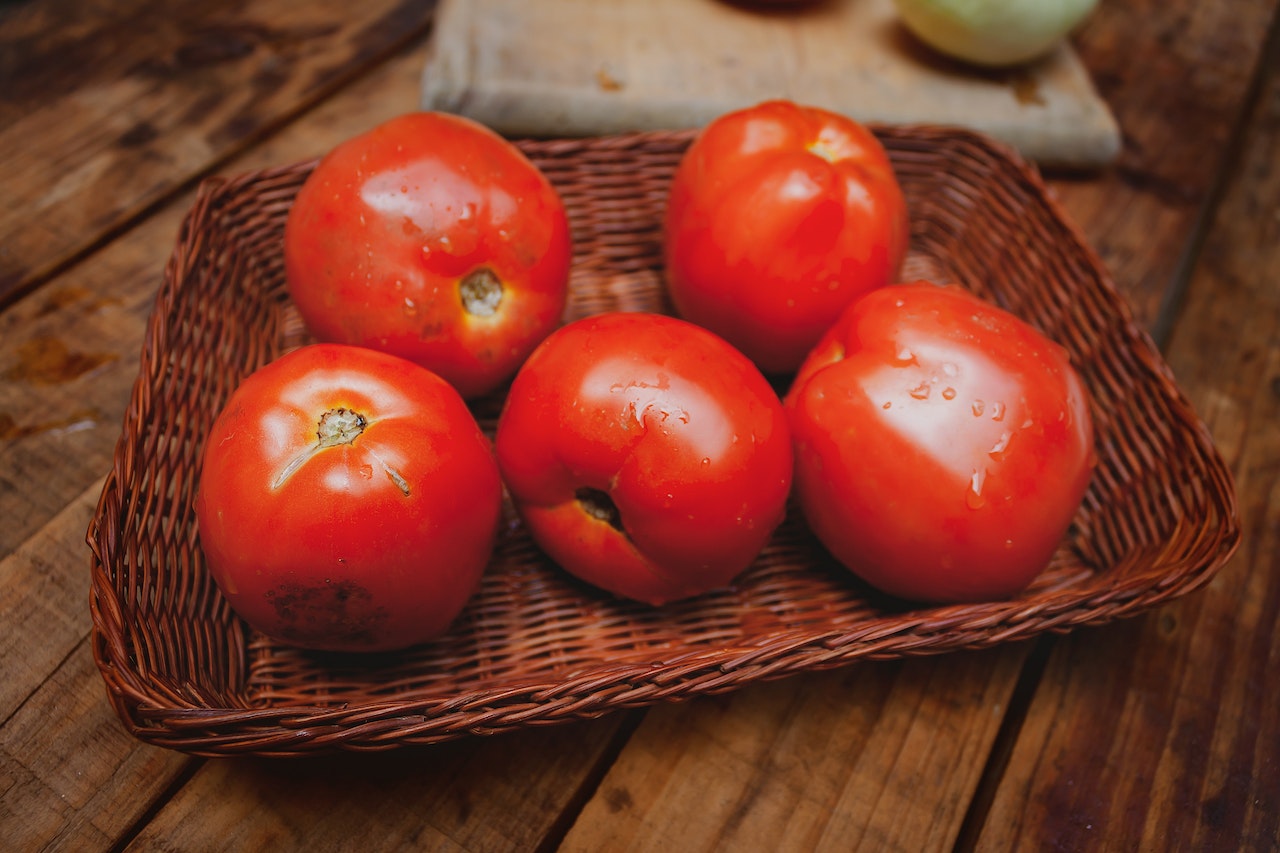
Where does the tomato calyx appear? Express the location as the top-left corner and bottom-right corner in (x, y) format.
(460, 267), (503, 317)
(575, 487), (624, 532)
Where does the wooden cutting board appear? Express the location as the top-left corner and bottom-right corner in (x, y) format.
(419, 0), (1121, 168)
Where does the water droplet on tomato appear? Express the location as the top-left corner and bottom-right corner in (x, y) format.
(988, 430), (1012, 459)
(990, 401), (1006, 422)
(882, 401), (892, 410)
(972, 399), (985, 416)
(908, 382), (930, 400)
(701, 457), (711, 467)
(895, 347), (915, 364)
(942, 387), (956, 400)
(966, 469), (988, 509)
(942, 362), (958, 378)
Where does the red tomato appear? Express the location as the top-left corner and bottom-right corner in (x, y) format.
(284, 111), (572, 400)
(195, 344), (503, 652)
(784, 282), (1095, 603)
(495, 312), (794, 605)
(663, 100), (910, 375)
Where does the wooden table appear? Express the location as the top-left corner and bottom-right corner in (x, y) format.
(2, 1), (1276, 849)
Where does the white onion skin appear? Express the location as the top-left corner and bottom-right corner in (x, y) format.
(893, 0), (1100, 67)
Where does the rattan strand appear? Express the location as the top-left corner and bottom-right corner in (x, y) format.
(87, 126), (1240, 757)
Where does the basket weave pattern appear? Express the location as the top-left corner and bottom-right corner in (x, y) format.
(88, 127), (1240, 756)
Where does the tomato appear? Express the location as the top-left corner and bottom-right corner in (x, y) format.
(195, 344), (503, 652)
(495, 312), (794, 605)
(663, 100), (910, 376)
(784, 282), (1095, 603)
(284, 111), (572, 400)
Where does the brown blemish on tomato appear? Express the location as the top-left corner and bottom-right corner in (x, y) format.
(265, 579), (390, 648)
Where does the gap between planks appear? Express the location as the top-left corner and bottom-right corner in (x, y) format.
(1149, 4), (1280, 351)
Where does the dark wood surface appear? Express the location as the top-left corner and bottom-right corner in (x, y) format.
(2, 0), (1276, 850)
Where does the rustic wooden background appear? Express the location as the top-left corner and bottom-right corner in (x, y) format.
(1, 0), (1276, 849)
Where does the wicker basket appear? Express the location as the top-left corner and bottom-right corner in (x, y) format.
(87, 126), (1240, 757)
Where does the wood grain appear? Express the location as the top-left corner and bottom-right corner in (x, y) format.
(976, 31), (1280, 850)
(127, 716), (637, 851)
(1, 637), (192, 852)
(1051, 0), (1276, 332)
(1, 0), (1277, 850)
(559, 649), (1026, 852)
(0, 0), (436, 309)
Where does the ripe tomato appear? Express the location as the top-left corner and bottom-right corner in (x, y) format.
(784, 282), (1095, 603)
(284, 111), (572, 400)
(495, 312), (794, 605)
(195, 344), (503, 652)
(663, 100), (909, 375)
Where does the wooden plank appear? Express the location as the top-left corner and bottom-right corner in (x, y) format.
(558, 649), (1026, 851)
(975, 30), (1280, 850)
(126, 715), (634, 851)
(0, 483), (106, 720)
(0, 0), (436, 309)
(1049, 0), (1276, 330)
(420, 0), (1120, 167)
(0, 637), (194, 853)
(0, 264), (161, 560)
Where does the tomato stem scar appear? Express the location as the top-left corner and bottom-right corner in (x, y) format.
(575, 487), (623, 531)
(270, 407), (368, 490)
(460, 268), (503, 316)
(317, 407), (367, 447)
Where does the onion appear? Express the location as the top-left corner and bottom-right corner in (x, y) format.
(893, 0), (1100, 68)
